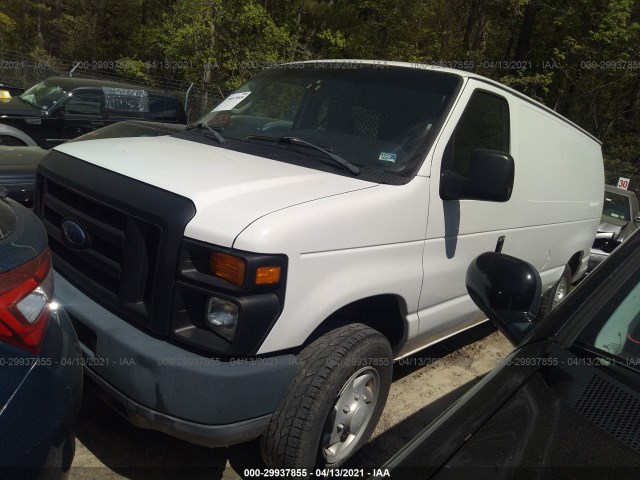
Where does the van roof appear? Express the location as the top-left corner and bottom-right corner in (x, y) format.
(292, 60), (602, 145)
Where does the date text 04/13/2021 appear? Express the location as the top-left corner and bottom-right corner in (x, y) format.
(242, 468), (390, 477)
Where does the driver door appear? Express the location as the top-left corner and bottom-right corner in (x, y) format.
(51, 89), (106, 146)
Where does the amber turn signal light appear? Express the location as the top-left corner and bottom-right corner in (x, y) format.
(255, 266), (281, 285)
(210, 252), (245, 286)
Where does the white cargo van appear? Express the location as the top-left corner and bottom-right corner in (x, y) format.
(35, 60), (603, 470)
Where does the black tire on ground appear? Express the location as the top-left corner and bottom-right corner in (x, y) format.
(539, 264), (572, 318)
(0, 135), (26, 146)
(260, 323), (393, 471)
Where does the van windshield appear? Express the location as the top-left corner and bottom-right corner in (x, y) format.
(196, 63), (460, 177)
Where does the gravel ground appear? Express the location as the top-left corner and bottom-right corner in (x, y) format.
(69, 323), (513, 479)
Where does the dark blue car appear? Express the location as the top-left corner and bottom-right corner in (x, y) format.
(379, 226), (640, 479)
(0, 190), (82, 479)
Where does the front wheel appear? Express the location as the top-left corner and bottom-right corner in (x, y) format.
(260, 323), (392, 470)
(539, 264), (572, 317)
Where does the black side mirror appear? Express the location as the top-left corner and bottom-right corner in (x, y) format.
(440, 149), (514, 202)
(466, 252), (541, 345)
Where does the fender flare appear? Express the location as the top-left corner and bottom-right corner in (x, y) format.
(0, 123), (37, 146)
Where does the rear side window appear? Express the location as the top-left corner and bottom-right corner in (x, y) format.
(149, 95), (176, 112)
(148, 94), (182, 121)
(446, 90), (510, 176)
(103, 87), (149, 117)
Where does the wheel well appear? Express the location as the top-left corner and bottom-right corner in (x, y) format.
(302, 295), (405, 350)
(0, 135), (28, 146)
(567, 251), (583, 277)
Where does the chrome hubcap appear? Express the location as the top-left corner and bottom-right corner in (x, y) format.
(321, 366), (380, 464)
(552, 277), (569, 309)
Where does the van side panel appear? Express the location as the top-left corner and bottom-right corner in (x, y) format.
(416, 79), (602, 355)
(516, 102), (603, 278)
(236, 178), (431, 355)
(517, 104), (603, 227)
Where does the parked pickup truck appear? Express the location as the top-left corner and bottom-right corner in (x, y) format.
(34, 60), (604, 470)
(0, 77), (186, 147)
(588, 184), (639, 271)
(0, 120), (186, 207)
(0, 82), (25, 97)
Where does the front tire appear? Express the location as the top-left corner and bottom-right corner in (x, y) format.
(260, 323), (392, 470)
(539, 264), (572, 317)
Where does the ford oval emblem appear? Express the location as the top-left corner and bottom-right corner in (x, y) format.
(61, 219), (89, 249)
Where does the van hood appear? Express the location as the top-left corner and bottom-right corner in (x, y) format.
(54, 136), (377, 247)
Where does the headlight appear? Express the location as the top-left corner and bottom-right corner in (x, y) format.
(205, 296), (239, 342)
(180, 240), (286, 291)
(173, 239), (288, 355)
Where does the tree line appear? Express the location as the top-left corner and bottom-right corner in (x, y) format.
(1, 0), (639, 189)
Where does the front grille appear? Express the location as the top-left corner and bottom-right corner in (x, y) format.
(42, 177), (161, 327)
(35, 150), (196, 336)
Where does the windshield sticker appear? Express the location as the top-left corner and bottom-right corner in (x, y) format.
(379, 152), (397, 163)
(213, 92), (251, 112)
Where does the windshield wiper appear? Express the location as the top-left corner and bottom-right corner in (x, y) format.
(247, 135), (360, 175)
(187, 123), (227, 144)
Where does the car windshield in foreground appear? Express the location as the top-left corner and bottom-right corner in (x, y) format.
(574, 268), (640, 372)
(196, 64), (460, 177)
(603, 191), (632, 221)
(19, 80), (67, 110)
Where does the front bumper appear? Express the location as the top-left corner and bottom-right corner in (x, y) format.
(54, 271), (298, 447)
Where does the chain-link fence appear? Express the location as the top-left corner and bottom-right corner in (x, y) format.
(0, 50), (61, 89)
(0, 49), (223, 123)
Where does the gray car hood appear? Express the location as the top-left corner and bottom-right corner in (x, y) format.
(598, 216), (628, 235)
